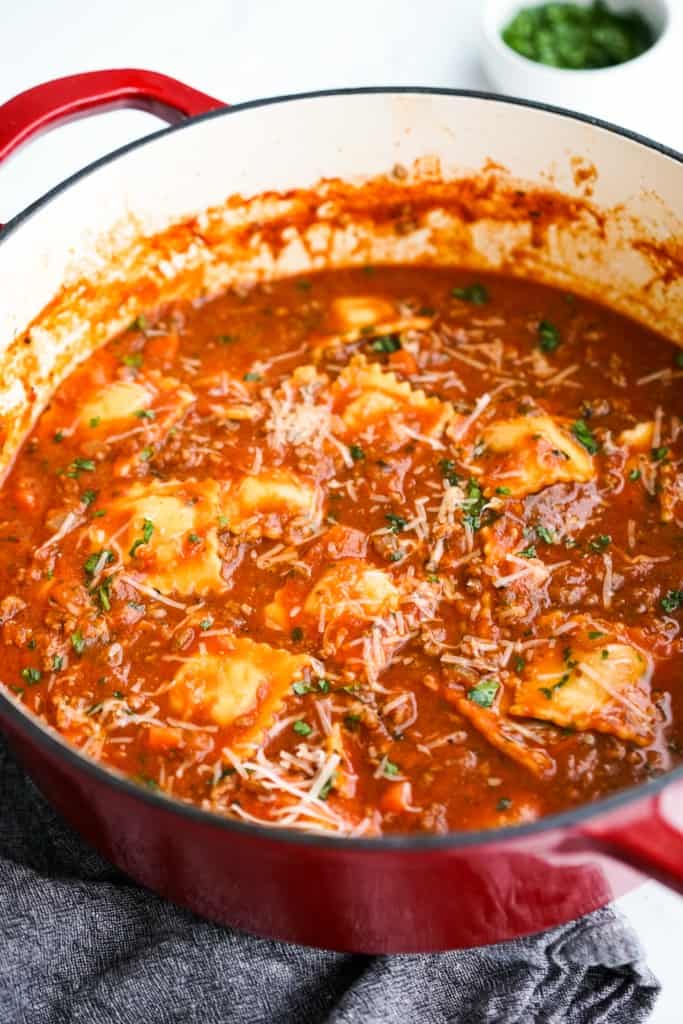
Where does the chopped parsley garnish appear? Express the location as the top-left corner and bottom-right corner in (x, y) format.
(389, 550), (405, 563)
(128, 314), (149, 333)
(349, 444), (365, 461)
(187, 532), (200, 544)
(89, 416), (101, 428)
(218, 334), (236, 345)
(139, 446), (154, 462)
(84, 549), (114, 576)
(588, 630), (606, 640)
(97, 579), (112, 612)
(82, 489), (98, 506)
(514, 656), (526, 673)
(386, 513), (407, 534)
(344, 714), (361, 731)
(243, 371), (262, 382)
(199, 618), (213, 631)
(122, 353), (144, 368)
(383, 759), (401, 777)
(129, 519), (154, 558)
(318, 775), (335, 801)
(495, 486), (511, 496)
(134, 409), (155, 420)
(292, 680), (312, 696)
(502, 2), (654, 70)
(538, 320), (561, 353)
(371, 334), (401, 353)
(601, 649), (609, 660)
(217, 515), (229, 528)
(571, 419), (599, 455)
(661, 590), (683, 614)
(463, 479), (486, 532)
(535, 525), (555, 544)
(629, 468), (641, 481)
(21, 667), (42, 684)
(651, 446), (669, 463)
(497, 797), (512, 812)
(317, 678), (331, 693)
(467, 678), (499, 708)
(589, 534), (611, 553)
(67, 457), (96, 478)
(71, 630), (86, 655)
(291, 627), (304, 643)
(676, 351), (683, 369)
(53, 430), (65, 443)
(439, 458), (461, 486)
(293, 720), (312, 737)
(517, 544), (537, 559)
(451, 283), (489, 305)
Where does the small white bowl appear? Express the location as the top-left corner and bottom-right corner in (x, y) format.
(481, 0), (677, 137)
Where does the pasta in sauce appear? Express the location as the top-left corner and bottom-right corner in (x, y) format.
(1, 266), (682, 836)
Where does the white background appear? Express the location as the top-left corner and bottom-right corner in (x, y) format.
(1, 2), (682, 1020)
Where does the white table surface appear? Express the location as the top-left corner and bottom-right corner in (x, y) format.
(1, 2), (682, 1020)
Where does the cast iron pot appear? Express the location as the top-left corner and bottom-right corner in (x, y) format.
(0, 71), (681, 953)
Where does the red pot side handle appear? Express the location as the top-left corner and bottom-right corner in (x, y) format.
(583, 781), (683, 894)
(0, 68), (225, 164)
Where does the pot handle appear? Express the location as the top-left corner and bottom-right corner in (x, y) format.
(582, 782), (683, 894)
(0, 68), (225, 164)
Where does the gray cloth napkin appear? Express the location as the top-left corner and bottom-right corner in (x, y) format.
(0, 737), (660, 1024)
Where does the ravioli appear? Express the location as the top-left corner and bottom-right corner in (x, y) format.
(331, 354), (451, 441)
(478, 412), (595, 497)
(168, 637), (312, 746)
(265, 558), (400, 634)
(78, 380), (153, 428)
(89, 478), (226, 597)
(511, 640), (654, 744)
(221, 470), (324, 541)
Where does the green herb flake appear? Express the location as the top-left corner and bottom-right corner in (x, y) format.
(371, 334), (401, 353)
(317, 678), (331, 693)
(451, 283), (489, 305)
(243, 371), (262, 382)
(676, 351), (683, 369)
(467, 677), (499, 708)
(495, 486), (511, 496)
(589, 534), (611, 553)
(88, 416), (101, 428)
(439, 458), (461, 486)
(514, 656), (526, 674)
(71, 630), (86, 655)
(128, 314), (149, 333)
(386, 513), (407, 534)
(218, 334), (236, 345)
(629, 468), (641, 481)
(588, 630), (606, 640)
(383, 759), (401, 777)
(661, 590), (683, 614)
(84, 549), (114, 576)
(517, 544), (537, 559)
(187, 532), (200, 545)
(129, 519), (154, 558)
(291, 626), (304, 643)
(139, 446), (154, 462)
(463, 478), (487, 532)
(292, 680), (312, 696)
(388, 551), (404, 563)
(67, 457), (96, 478)
(349, 444), (365, 462)
(199, 618), (213, 631)
(134, 408), (155, 420)
(122, 353), (144, 368)
(651, 446), (670, 463)
(571, 419), (599, 455)
(293, 719), (312, 737)
(52, 655), (63, 672)
(497, 797), (512, 812)
(53, 429), (65, 443)
(81, 489), (98, 506)
(21, 667), (42, 685)
(538, 320), (561, 353)
(536, 525), (555, 544)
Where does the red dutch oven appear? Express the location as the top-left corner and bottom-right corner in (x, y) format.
(0, 70), (682, 953)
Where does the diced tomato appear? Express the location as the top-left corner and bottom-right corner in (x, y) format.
(145, 333), (180, 365)
(146, 724), (183, 751)
(388, 349), (418, 375)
